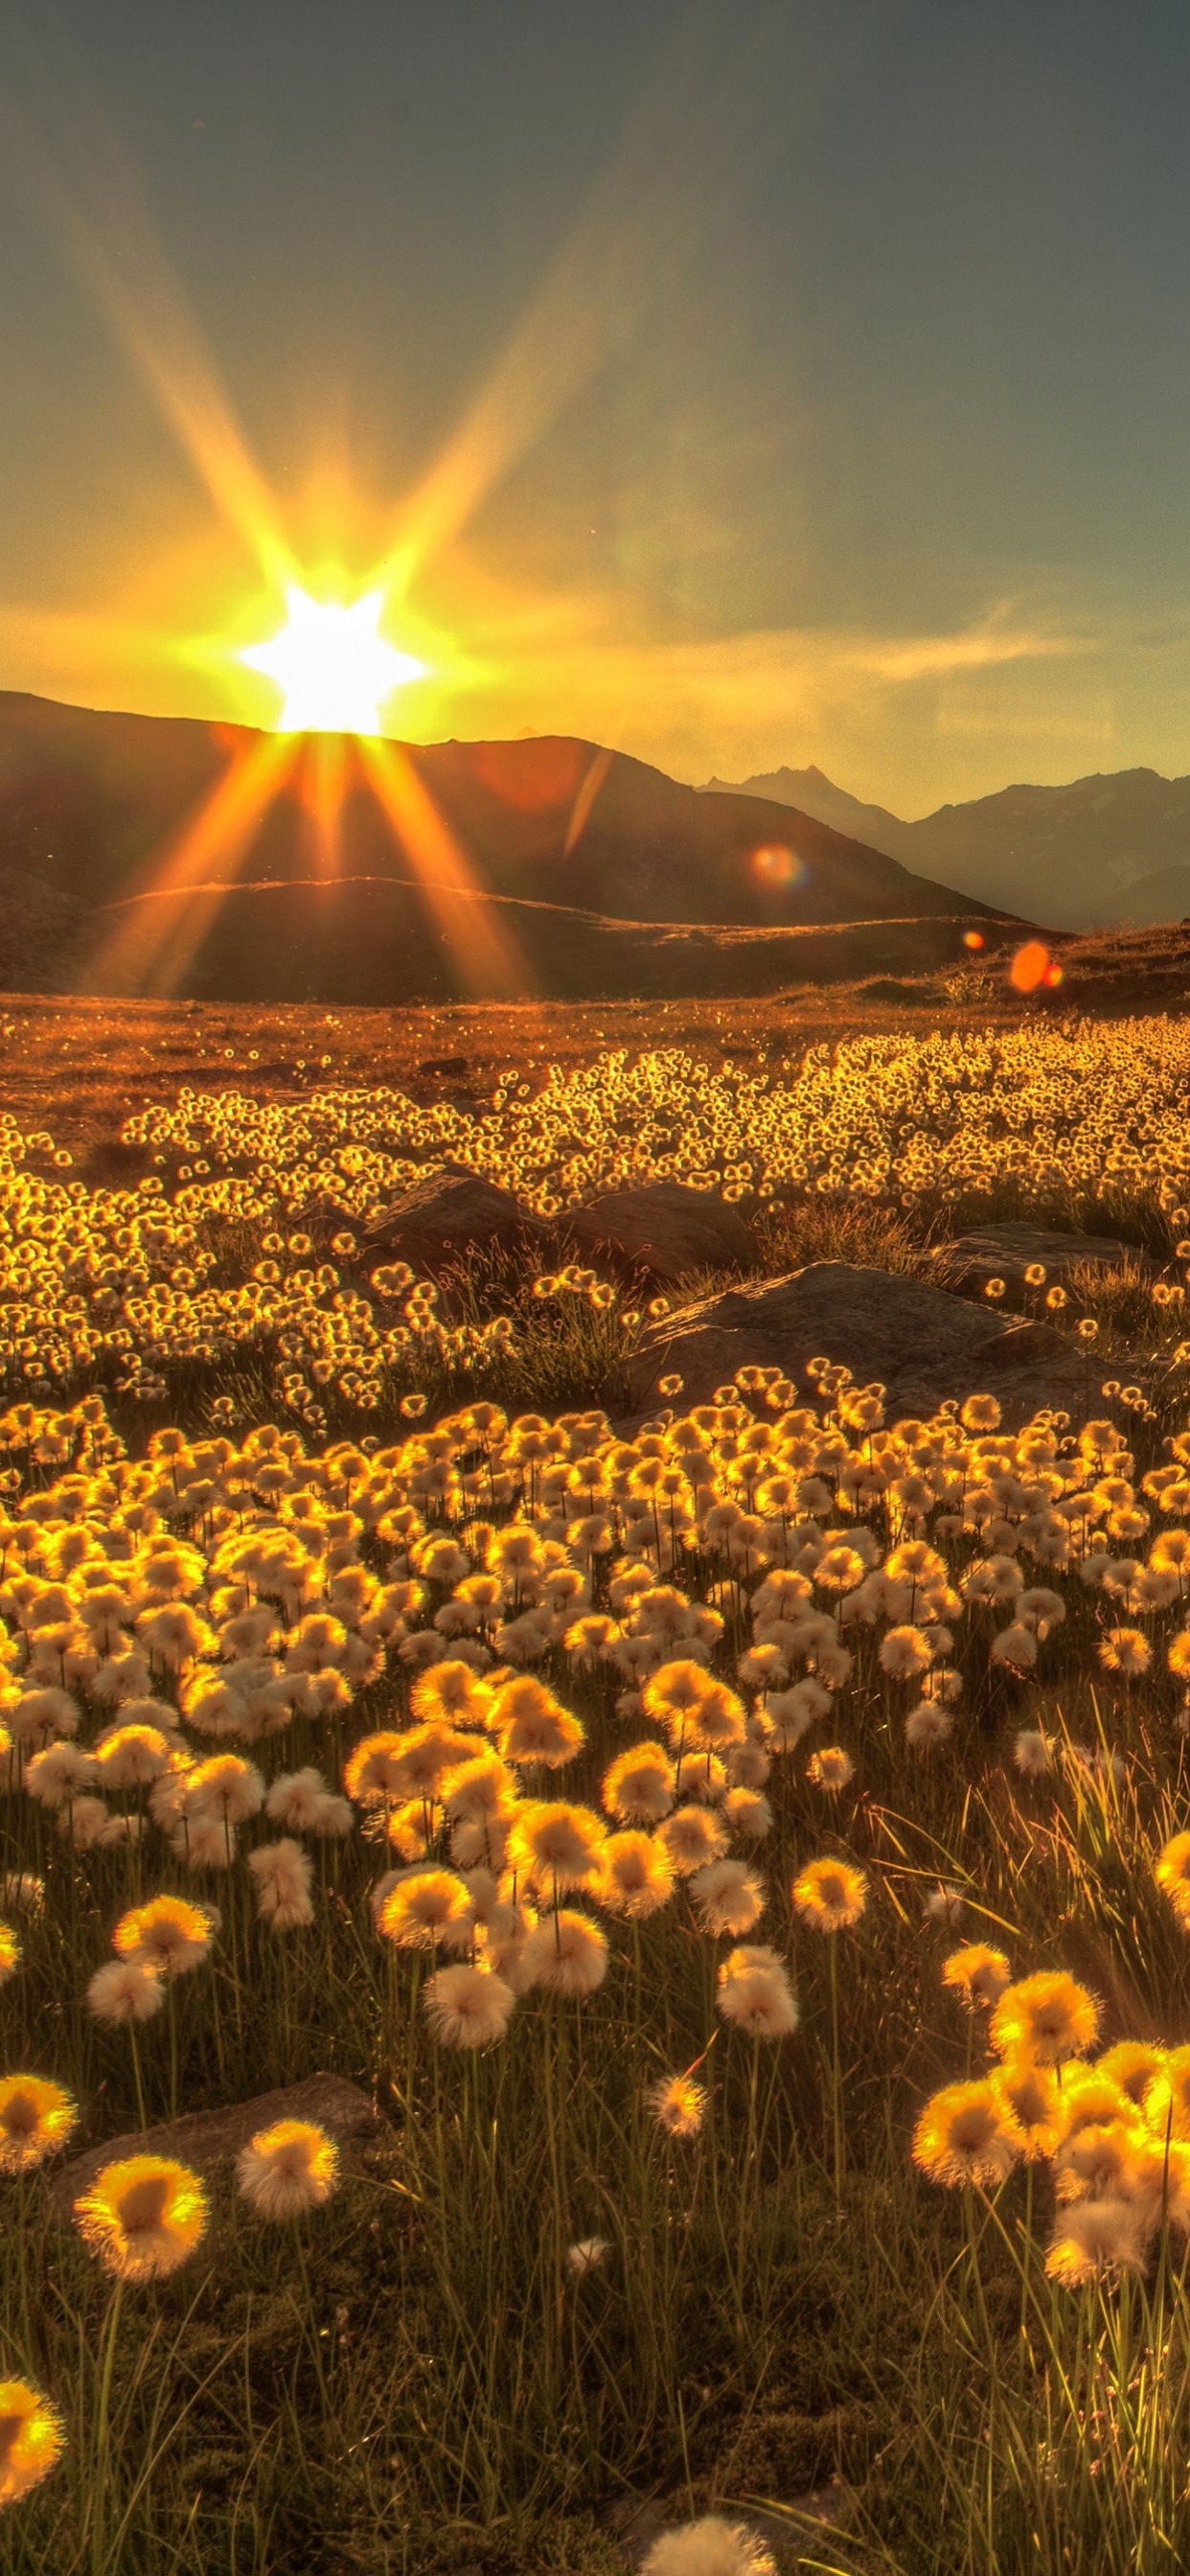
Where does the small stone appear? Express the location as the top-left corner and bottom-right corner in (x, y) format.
(54, 2073), (378, 2211)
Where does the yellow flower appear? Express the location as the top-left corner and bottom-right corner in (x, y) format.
(0, 2076), (78, 2174)
(75, 2154), (208, 2281)
(0, 2378), (64, 2506)
(0, 1925), (19, 1988)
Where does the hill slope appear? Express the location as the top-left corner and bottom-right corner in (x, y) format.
(706, 760), (1190, 930)
(0, 691), (1018, 1000)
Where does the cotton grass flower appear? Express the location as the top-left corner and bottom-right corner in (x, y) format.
(879, 1625), (934, 1679)
(806, 1746), (854, 1792)
(1142, 2045), (1190, 2142)
(0, 2379), (64, 2506)
(716, 1944), (798, 2039)
(86, 1958), (165, 2025)
(1155, 1831), (1190, 1928)
(493, 1675), (585, 1767)
(520, 1908), (608, 1995)
(992, 2060), (1064, 2159)
(508, 1800), (605, 1895)
(185, 1754), (264, 1825)
(75, 2153), (208, 2281)
(791, 1857), (868, 1932)
(602, 1740), (675, 1824)
(904, 1700), (954, 1749)
(1014, 1729), (1053, 1777)
(658, 1804), (729, 1875)
(598, 1830), (675, 1920)
(113, 1896), (217, 1976)
(943, 1944), (1012, 2011)
(423, 1961), (516, 2047)
(236, 2119), (339, 2220)
(649, 2073), (708, 2139)
(1097, 2040), (1166, 2108)
(912, 2081), (1019, 2188)
(1044, 2197), (1149, 2287)
(248, 1839), (314, 1932)
(1099, 1625), (1152, 1677)
(990, 1971), (1100, 2068)
(376, 1868), (473, 1952)
(0, 2076), (78, 2174)
(566, 2236), (609, 2277)
(990, 1623), (1038, 1673)
(24, 1742), (97, 1806)
(640, 2514), (777, 2576)
(689, 1858), (766, 1937)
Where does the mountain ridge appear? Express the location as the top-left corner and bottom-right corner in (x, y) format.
(704, 760), (1190, 928)
(0, 688), (1020, 1001)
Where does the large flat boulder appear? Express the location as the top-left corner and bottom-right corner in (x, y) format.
(566, 1183), (757, 1284)
(362, 1166), (539, 1274)
(629, 1261), (1091, 1424)
(933, 1223), (1150, 1293)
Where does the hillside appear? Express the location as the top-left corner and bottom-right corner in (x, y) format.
(706, 759), (1190, 930)
(0, 690), (1018, 1001)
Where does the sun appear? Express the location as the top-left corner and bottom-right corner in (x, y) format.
(240, 586), (427, 733)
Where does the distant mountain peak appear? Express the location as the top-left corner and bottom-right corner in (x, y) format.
(707, 757), (1190, 930)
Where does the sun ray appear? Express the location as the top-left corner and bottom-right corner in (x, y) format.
(80, 729), (299, 997)
(356, 736), (532, 1000)
(0, 13), (292, 587)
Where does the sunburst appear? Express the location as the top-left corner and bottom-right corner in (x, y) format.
(240, 586), (426, 734)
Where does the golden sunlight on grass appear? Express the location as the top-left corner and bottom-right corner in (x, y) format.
(9, 1020), (1190, 2566)
(239, 586), (427, 735)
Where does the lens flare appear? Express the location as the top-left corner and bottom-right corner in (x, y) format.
(752, 844), (807, 890)
(963, 930), (984, 950)
(1009, 939), (1053, 996)
(240, 588), (427, 735)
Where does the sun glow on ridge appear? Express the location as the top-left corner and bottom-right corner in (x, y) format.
(240, 586), (427, 734)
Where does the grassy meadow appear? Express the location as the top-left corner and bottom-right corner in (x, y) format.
(7, 1009), (1190, 2571)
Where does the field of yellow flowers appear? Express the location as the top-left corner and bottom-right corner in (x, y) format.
(7, 1018), (1190, 2573)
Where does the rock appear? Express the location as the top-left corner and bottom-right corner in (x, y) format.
(54, 2072), (378, 2211)
(934, 1223), (1150, 1293)
(362, 1166), (539, 1274)
(566, 1183), (758, 1285)
(629, 1260), (1091, 1427)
